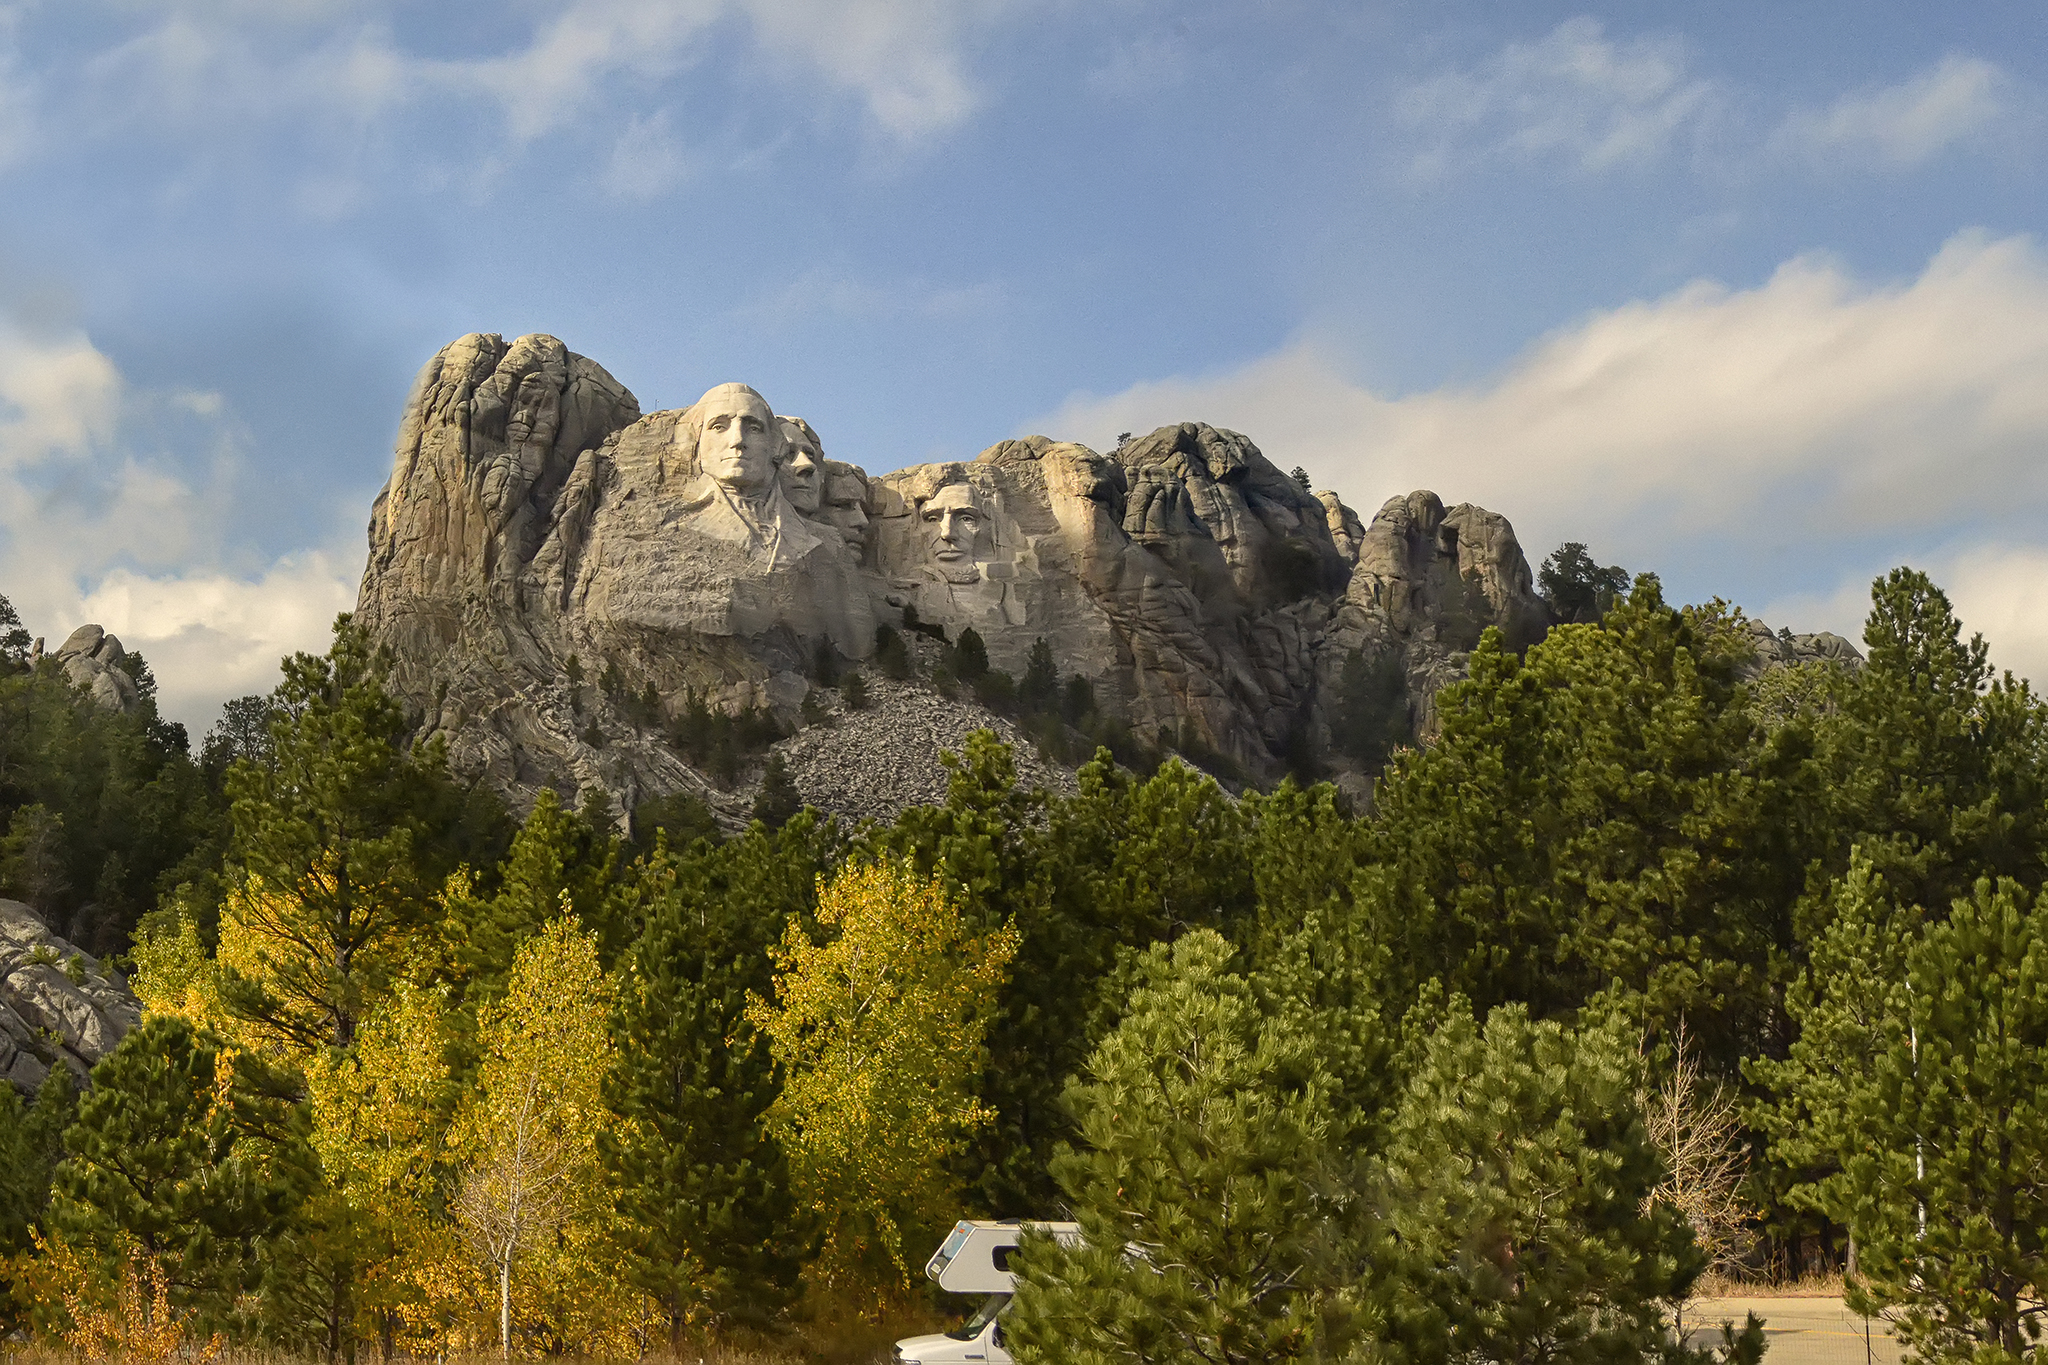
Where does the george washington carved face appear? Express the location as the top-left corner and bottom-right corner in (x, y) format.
(693, 384), (780, 500)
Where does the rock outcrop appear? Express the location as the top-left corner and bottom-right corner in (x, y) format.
(1, 898), (142, 1093)
(355, 333), (1554, 821)
(50, 625), (141, 714)
(1736, 619), (1865, 679)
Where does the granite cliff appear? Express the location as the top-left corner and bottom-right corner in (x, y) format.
(353, 333), (1832, 823)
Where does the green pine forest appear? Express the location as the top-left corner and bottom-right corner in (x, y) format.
(1, 559), (2045, 1365)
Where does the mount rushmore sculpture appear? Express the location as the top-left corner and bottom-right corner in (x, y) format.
(354, 332), (1556, 818)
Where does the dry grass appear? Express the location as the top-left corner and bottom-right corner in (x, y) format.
(2, 1303), (946, 1365)
(1694, 1269), (1848, 1300)
(3, 1343), (894, 1365)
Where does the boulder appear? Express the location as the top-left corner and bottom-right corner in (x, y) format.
(0, 898), (143, 1092)
(50, 623), (141, 714)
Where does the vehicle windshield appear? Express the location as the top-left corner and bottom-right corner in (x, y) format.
(943, 1293), (1010, 1341)
(927, 1221), (973, 1281)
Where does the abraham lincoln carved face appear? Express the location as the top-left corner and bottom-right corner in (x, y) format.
(920, 483), (990, 584)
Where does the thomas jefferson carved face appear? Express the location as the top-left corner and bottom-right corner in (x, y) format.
(778, 418), (823, 515)
(921, 483), (989, 584)
(694, 385), (780, 499)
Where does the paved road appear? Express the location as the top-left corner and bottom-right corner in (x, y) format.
(1685, 1298), (1902, 1365)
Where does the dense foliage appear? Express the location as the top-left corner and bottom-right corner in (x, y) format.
(2, 563), (2045, 1362)
(0, 595), (215, 953)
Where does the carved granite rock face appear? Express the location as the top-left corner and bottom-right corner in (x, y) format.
(1, 898), (143, 1093)
(356, 333), (1554, 820)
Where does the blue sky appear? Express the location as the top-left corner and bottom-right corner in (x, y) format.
(2, 0), (2045, 730)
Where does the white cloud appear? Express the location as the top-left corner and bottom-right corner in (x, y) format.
(0, 316), (356, 735)
(79, 555), (356, 734)
(1037, 230), (2048, 683)
(0, 326), (120, 463)
(1085, 28), (1192, 98)
(1943, 544), (2048, 685)
(1400, 16), (1714, 175)
(1773, 54), (2007, 169)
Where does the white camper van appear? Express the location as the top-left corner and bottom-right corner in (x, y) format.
(892, 1220), (1080, 1365)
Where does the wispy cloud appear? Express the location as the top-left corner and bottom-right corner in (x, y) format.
(1400, 17), (1714, 176)
(1772, 54), (2008, 169)
(603, 109), (693, 201)
(56, 0), (1032, 174)
(752, 266), (1009, 322)
(445, 0), (723, 143)
(738, 0), (1023, 141)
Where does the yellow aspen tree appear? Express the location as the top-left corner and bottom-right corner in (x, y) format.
(746, 860), (1018, 1294)
(451, 913), (627, 1358)
(300, 980), (469, 1356)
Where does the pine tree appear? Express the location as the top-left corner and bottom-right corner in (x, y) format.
(442, 787), (625, 1003)
(1019, 637), (1059, 713)
(811, 640), (840, 686)
(0, 590), (31, 669)
(0, 1068), (77, 1333)
(1539, 542), (1629, 624)
(840, 671), (869, 711)
(1760, 866), (2048, 1364)
(51, 1018), (315, 1325)
(602, 825), (815, 1332)
(952, 628), (990, 684)
(751, 752), (802, 831)
(875, 625), (913, 680)
(217, 618), (451, 1052)
(1800, 568), (2048, 933)
(1006, 930), (1335, 1364)
(0, 1070), (75, 1260)
(1243, 779), (1390, 1146)
(1329, 647), (1411, 771)
(1362, 581), (1793, 1074)
(1361, 1001), (1698, 1365)
(628, 790), (723, 859)
(199, 695), (275, 784)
